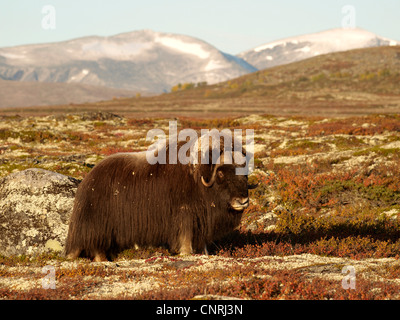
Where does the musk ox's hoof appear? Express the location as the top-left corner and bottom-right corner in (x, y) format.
(66, 248), (81, 260)
(94, 252), (108, 262)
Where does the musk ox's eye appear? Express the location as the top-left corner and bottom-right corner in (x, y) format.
(217, 171), (224, 179)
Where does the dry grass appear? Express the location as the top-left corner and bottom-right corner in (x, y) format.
(1, 111), (400, 300)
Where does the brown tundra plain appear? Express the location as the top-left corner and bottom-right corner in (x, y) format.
(0, 111), (400, 300)
(0, 46), (400, 300)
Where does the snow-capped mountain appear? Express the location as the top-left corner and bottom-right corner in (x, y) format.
(0, 27), (399, 108)
(238, 28), (400, 70)
(0, 30), (256, 93)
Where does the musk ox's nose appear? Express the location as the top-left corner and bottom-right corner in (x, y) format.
(231, 197), (250, 211)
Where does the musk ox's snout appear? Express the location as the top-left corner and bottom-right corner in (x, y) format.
(231, 197), (250, 211)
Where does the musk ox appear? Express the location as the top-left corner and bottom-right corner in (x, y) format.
(65, 131), (255, 261)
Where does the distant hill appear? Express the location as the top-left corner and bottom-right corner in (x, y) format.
(1, 33), (400, 116)
(1, 28), (400, 109)
(4, 46), (399, 118)
(173, 46), (400, 100)
(238, 28), (400, 70)
(0, 80), (136, 108)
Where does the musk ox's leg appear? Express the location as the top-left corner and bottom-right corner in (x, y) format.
(178, 232), (193, 255)
(93, 251), (108, 262)
(177, 207), (196, 255)
(66, 248), (81, 260)
(203, 245), (209, 255)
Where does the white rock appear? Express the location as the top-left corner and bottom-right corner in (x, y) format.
(0, 168), (79, 257)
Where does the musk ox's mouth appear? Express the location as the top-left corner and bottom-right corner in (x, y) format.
(230, 197), (250, 211)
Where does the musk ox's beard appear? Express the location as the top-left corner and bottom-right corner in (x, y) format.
(229, 197), (250, 212)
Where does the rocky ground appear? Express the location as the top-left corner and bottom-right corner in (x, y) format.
(1, 111), (400, 299)
(1, 253), (400, 300)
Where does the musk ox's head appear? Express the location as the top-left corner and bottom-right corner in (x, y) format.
(147, 127), (256, 213)
(204, 164), (250, 211)
(190, 130), (256, 213)
(198, 154), (257, 213)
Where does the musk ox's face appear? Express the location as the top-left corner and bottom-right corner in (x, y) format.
(216, 165), (250, 212)
(202, 163), (253, 212)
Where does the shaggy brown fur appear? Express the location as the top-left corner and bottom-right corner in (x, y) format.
(65, 140), (251, 261)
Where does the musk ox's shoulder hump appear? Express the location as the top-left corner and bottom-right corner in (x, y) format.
(108, 151), (147, 160)
(88, 152), (149, 177)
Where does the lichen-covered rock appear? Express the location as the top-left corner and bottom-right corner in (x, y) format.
(0, 168), (80, 257)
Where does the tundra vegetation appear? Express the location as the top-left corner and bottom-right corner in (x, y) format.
(0, 111), (400, 299)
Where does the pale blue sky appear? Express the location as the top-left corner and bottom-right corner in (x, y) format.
(0, 0), (399, 54)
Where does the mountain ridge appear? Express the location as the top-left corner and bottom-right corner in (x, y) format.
(238, 28), (400, 70)
(0, 28), (399, 109)
(0, 29), (256, 94)
(2, 46), (399, 118)
(173, 45), (400, 99)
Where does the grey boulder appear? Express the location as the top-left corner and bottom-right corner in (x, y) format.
(0, 168), (80, 257)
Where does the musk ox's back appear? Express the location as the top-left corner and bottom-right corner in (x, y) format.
(65, 145), (251, 261)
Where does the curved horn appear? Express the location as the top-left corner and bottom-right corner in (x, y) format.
(201, 154), (224, 188)
(201, 175), (214, 188)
